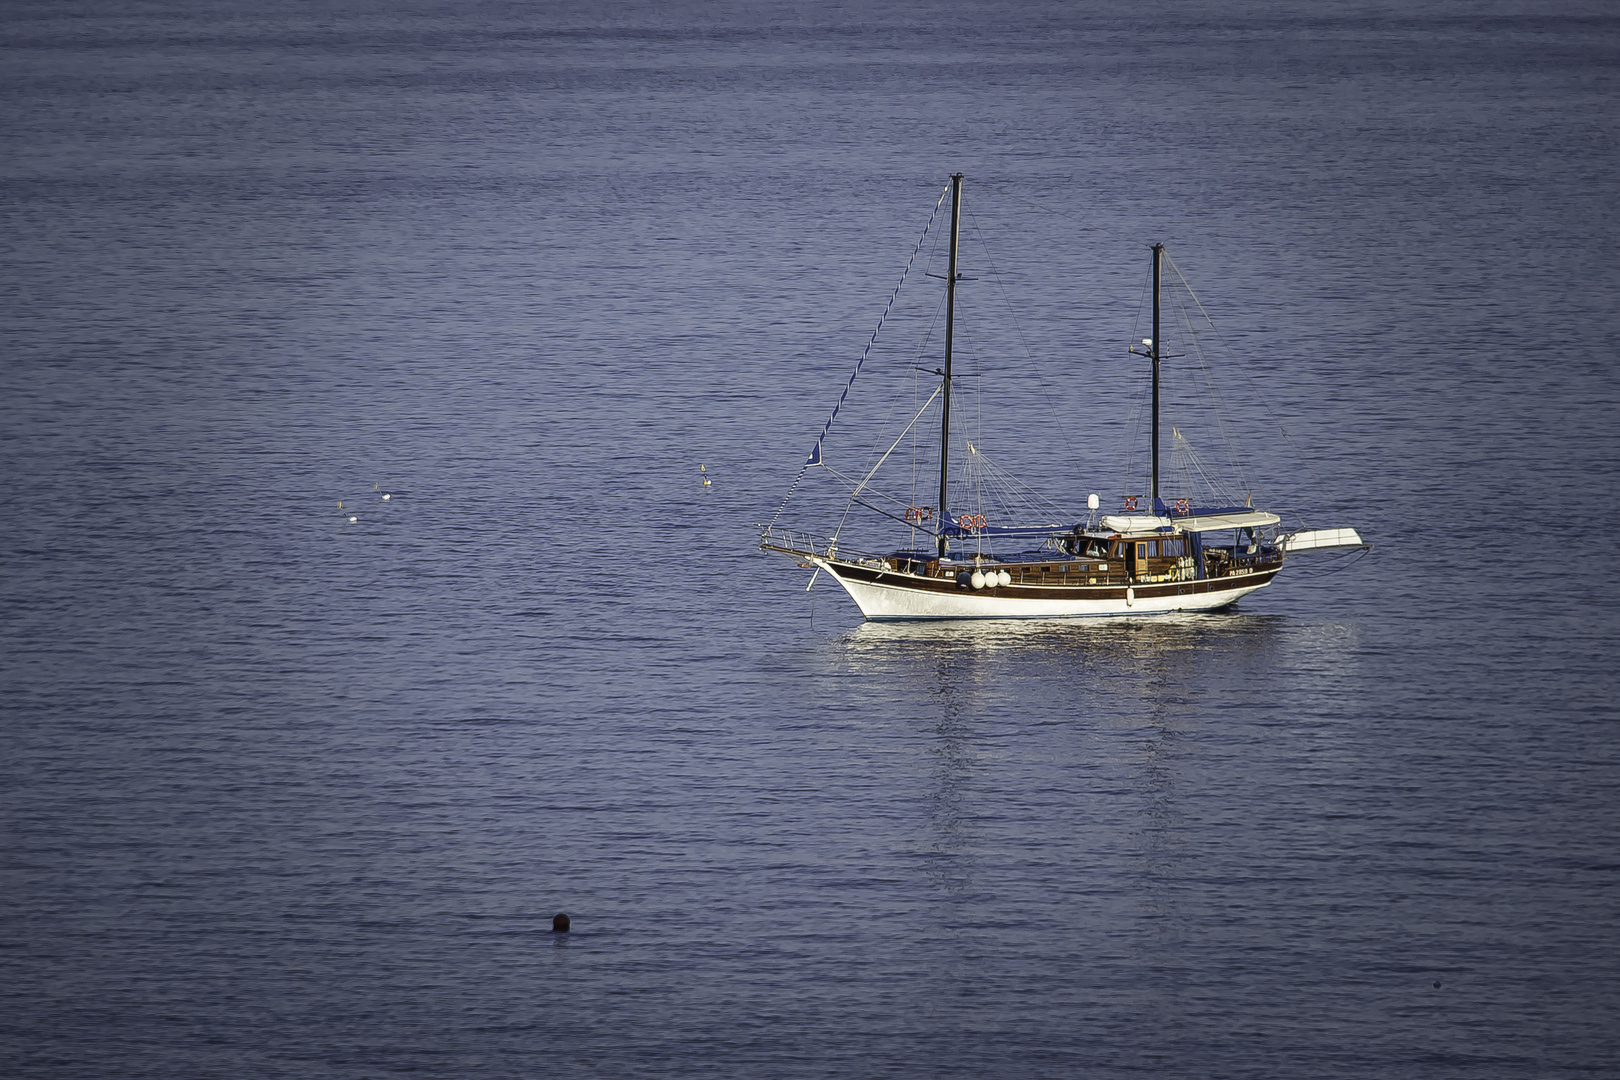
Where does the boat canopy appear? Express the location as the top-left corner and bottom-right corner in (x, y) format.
(1280, 527), (1365, 552)
(1174, 508), (1281, 532)
(1100, 505), (1280, 533)
(940, 504), (1280, 539)
(1102, 514), (1174, 532)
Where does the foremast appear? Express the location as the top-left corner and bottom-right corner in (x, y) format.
(936, 172), (964, 560)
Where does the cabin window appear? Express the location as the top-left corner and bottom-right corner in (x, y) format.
(1143, 541), (1158, 557)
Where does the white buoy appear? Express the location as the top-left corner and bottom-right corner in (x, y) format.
(970, 570), (985, 590)
(382, 493), (391, 500)
(349, 515), (358, 523)
(998, 569), (1011, 587)
(1126, 586), (1135, 606)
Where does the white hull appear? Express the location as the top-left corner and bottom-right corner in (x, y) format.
(814, 558), (1272, 621)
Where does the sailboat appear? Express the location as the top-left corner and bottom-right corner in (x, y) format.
(759, 173), (1365, 620)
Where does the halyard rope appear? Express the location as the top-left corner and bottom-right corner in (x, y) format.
(764, 181), (952, 533)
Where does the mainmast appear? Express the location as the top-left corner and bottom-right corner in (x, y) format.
(1150, 242), (1163, 509)
(936, 172), (964, 560)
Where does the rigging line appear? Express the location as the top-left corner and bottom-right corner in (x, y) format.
(1162, 250), (1329, 512)
(819, 462), (911, 509)
(822, 459), (941, 529)
(912, 285), (949, 475)
(851, 373), (909, 513)
(949, 294), (987, 540)
(832, 385), (945, 538)
(1117, 360), (1151, 503)
(1169, 432), (1190, 502)
(1168, 275), (1248, 496)
(965, 210), (1077, 463)
(971, 447), (1070, 517)
(852, 386), (945, 503)
(1168, 263), (1247, 493)
(963, 175), (1077, 210)
(1287, 547), (1370, 578)
(975, 324), (985, 532)
(1174, 429), (1233, 504)
(822, 463), (926, 521)
(767, 180), (951, 532)
(1117, 261), (1157, 501)
(1184, 433), (1224, 502)
(849, 494), (941, 536)
(910, 357), (921, 543)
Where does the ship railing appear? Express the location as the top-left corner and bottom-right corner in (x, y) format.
(757, 527), (883, 563)
(1219, 550), (1283, 576)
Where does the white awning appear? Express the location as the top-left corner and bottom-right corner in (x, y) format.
(1175, 510), (1281, 532)
(1101, 514), (1173, 533)
(1281, 527), (1365, 552)
(1102, 509), (1283, 534)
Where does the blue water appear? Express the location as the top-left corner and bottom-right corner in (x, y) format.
(3, 3), (1618, 1077)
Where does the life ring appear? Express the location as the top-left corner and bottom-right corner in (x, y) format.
(1174, 499), (1191, 515)
(1123, 496), (1140, 512)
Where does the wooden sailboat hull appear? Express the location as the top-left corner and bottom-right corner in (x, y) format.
(812, 556), (1278, 621)
(759, 176), (1349, 623)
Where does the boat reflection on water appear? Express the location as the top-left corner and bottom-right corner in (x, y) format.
(812, 611), (1364, 921)
(831, 610), (1293, 692)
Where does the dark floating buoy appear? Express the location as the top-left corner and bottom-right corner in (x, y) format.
(1433, 981), (1441, 989)
(552, 912), (571, 933)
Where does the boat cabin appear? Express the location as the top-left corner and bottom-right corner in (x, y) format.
(879, 525), (1281, 588)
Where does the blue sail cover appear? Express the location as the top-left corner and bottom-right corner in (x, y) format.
(940, 514), (1080, 539)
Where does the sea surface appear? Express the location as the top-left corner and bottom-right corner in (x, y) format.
(3, 3), (1619, 1077)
